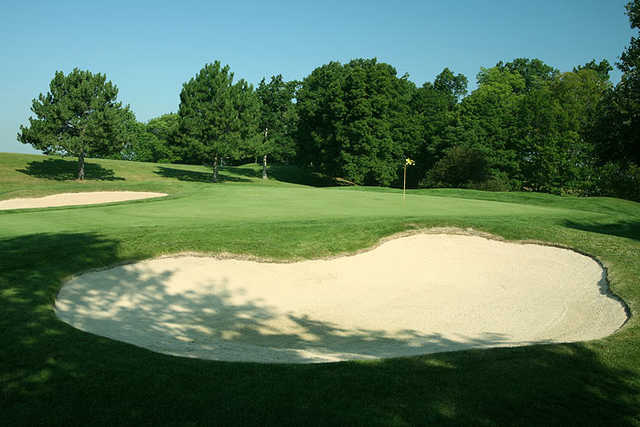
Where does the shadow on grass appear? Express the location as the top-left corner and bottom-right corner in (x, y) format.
(270, 165), (348, 187)
(1, 231), (638, 425)
(17, 158), (124, 181)
(154, 166), (251, 183)
(565, 219), (640, 242)
(157, 163), (348, 187)
(231, 164), (345, 187)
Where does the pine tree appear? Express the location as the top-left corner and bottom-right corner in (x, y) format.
(18, 68), (130, 180)
(177, 61), (260, 181)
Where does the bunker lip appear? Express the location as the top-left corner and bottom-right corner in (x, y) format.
(54, 231), (630, 364)
(0, 191), (168, 210)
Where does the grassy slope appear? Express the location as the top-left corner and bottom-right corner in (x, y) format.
(1, 152), (639, 426)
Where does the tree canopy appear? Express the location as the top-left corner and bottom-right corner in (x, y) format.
(254, 75), (298, 178)
(614, 0), (640, 165)
(117, 112), (175, 163)
(296, 58), (419, 186)
(587, 0), (640, 199)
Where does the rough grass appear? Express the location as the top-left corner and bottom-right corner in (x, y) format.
(1, 152), (640, 425)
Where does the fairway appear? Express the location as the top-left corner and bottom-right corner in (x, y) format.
(1, 153), (640, 424)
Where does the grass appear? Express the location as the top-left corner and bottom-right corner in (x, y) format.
(1, 152), (640, 425)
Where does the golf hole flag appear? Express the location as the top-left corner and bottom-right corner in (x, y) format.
(403, 158), (414, 198)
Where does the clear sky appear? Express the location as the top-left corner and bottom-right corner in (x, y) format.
(0, 0), (634, 154)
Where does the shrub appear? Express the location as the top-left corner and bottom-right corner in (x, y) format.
(424, 146), (490, 188)
(595, 162), (640, 201)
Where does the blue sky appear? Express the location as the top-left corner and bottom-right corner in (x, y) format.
(0, 0), (634, 154)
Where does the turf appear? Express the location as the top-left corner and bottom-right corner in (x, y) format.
(1, 152), (639, 425)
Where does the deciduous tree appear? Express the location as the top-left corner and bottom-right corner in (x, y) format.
(255, 75), (298, 179)
(296, 58), (419, 186)
(410, 68), (467, 185)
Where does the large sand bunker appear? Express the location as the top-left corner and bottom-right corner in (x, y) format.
(0, 191), (167, 210)
(55, 233), (628, 363)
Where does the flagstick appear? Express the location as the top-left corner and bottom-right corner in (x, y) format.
(403, 163), (407, 200)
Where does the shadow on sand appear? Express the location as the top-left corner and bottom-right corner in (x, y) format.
(55, 264), (521, 363)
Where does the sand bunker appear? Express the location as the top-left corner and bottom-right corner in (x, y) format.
(0, 191), (167, 210)
(55, 233), (628, 363)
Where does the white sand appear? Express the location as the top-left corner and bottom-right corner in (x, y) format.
(55, 233), (628, 363)
(0, 191), (167, 210)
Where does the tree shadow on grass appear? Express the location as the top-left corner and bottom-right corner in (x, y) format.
(157, 163), (347, 187)
(154, 166), (251, 183)
(268, 165), (347, 187)
(565, 219), (640, 242)
(17, 158), (124, 181)
(1, 231), (638, 425)
(230, 164), (348, 187)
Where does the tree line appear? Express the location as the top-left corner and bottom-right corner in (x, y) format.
(19, 1), (640, 199)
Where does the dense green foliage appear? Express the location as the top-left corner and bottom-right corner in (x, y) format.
(116, 111), (176, 163)
(254, 75), (298, 178)
(615, 0), (640, 164)
(296, 59), (420, 186)
(435, 60), (613, 193)
(17, 68), (130, 179)
(407, 69), (466, 186)
(425, 145), (489, 188)
(176, 61), (260, 181)
(146, 113), (179, 150)
(592, 0), (640, 200)
(1, 152), (640, 425)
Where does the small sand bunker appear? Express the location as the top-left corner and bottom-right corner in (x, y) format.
(0, 191), (167, 210)
(55, 234), (628, 363)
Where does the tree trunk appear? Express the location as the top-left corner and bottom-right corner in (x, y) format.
(212, 154), (218, 183)
(262, 127), (269, 180)
(78, 151), (85, 180)
(262, 154), (268, 179)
